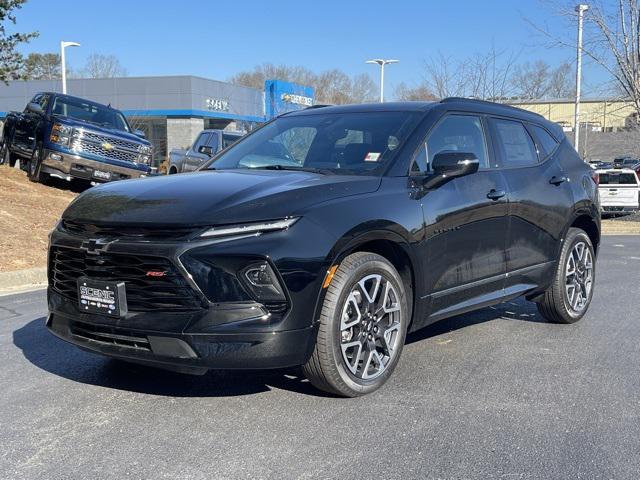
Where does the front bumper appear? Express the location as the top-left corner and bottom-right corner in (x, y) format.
(47, 304), (315, 373)
(46, 226), (325, 373)
(42, 148), (150, 182)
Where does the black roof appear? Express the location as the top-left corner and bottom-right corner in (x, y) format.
(286, 97), (560, 137)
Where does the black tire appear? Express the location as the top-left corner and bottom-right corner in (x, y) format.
(27, 142), (50, 184)
(0, 139), (17, 167)
(168, 166), (178, 174)
(536, 228), (596, 324)
(303, 252), (409, 397)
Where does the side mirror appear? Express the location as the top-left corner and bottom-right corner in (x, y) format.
(27, 102), (44, 115)
(198, 145), (214, 156)
(424, 151), (480, 189)
(133, 129), (146, 138)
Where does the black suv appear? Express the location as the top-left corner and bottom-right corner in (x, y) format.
(47, 99), (600, 397)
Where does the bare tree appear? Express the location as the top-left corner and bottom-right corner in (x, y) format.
(394, 82), (437, 101)
(21, 52), (61, 80)
(547, 61), (574, 98)
(512, 60), (551, 99)
(422, 47), (519, 100)
(78, 53), (127, 78)
(230, 63), (378, 104)
(535, 0), (640, 116)
(0, 0), (38, 84)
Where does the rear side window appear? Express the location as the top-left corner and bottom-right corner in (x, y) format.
(492, 119), (538, 167)
(425, 115), (489, 170)
(530, 124), (559, 158)
(599, 173), (639, 185)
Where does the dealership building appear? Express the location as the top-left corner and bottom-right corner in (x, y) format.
(0, 76), (314, 165)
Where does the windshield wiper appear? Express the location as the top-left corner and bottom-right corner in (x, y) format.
(251, 165), (332, 175)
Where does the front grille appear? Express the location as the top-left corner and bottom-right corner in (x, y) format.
(61, 220), (201, 241)
(76, 131), (141, 151)
(70, 321), (151, 351)
(49, 246), (202, 312)
(70, 138), (139, 163)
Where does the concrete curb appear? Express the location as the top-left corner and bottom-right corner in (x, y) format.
(0, 267), (47, 295)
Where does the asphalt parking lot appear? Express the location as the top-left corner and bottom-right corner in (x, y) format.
(1, 235), (639, 480)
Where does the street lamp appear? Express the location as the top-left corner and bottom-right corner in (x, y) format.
(574, 4), (589, 156)
(366, 59), (399, 103)
(60, 40), (80, 94)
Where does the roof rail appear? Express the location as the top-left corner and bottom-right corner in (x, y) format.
(305, 104), (332, 110)
(440, 97), (545, 119)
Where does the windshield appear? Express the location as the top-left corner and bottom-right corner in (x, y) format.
(51, 97), (130, 132)
(205, 111), (421, 175)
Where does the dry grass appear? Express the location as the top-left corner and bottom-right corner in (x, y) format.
(0, 165), (76, 272)
(601, 219), (640, 235)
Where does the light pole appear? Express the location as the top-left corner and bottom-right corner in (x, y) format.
(60, 41), (80, 94)
(366, 59), (399, 103)
(573, 4), (588, 156)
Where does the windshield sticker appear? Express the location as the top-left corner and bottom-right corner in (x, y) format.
(364, 152), (381, 162)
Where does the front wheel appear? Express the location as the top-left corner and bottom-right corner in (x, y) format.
(303, 252), (409, 397)
(536, 228), (596, 324)
(27, 143), (50, 184)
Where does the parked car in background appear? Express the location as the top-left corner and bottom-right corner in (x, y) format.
(596, 167), (640, 214)
(47, 99), (600, 397)
(167, 129), (243, 174)
(613, 157), (640, 169)
(0, 92), (153, 186)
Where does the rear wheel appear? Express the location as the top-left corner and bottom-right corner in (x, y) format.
(168, 166), (178, 174)
(0, 140), (17, 167)
(27, 142), (50, 184)
(303, 252), (409, 397)
(536, 228), (595, 324)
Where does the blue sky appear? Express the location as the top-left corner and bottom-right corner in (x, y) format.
(11, 0), (607, 96)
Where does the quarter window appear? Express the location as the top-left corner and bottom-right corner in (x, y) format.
(425, 115), (489, 170)
(492, 119), (538, 167)
(530, 124), (559, 159)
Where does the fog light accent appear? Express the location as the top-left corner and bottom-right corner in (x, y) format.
(240, 262), (286, 302)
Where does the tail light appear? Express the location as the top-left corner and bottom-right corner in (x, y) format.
(591, 171), (599, 185)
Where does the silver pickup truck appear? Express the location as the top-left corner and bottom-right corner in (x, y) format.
(167, 129), (243, 174)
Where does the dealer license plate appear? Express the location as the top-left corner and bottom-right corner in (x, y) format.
(77, 277), (128, 316)
(93, 170), (111, 180)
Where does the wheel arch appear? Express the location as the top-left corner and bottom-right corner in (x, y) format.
(567, 211), (600, 254)
(317, 228), (419, 329)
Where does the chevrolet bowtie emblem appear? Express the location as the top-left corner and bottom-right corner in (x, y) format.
(102, 142), (114, 151)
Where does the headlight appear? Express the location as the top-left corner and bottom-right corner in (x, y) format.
(50, 124), (72, 146)
(52, 123), (73, 135)
(199, 217), (299, 239)
(138, 144), (152, 154)
(137, 154), (151, 165)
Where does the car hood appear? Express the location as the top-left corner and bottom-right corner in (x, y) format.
(52, 116), (150, 145)
(62, 170), (381, 226)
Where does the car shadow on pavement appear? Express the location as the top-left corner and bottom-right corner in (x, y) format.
(12, 317), (333, 398)
(13, 299), (546, 398)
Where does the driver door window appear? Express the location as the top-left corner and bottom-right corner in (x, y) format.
(425, 115), (489, 171)
(192, 133), (210, 154)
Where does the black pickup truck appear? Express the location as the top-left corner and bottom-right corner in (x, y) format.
(0, 92), (153, 185)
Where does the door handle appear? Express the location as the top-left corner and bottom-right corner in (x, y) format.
(549, 175), (567, 185)
(487, 189), (506, 200)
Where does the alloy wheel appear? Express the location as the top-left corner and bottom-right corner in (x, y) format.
(340, 274), (402, 380)
(565, 241), (593, 314)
